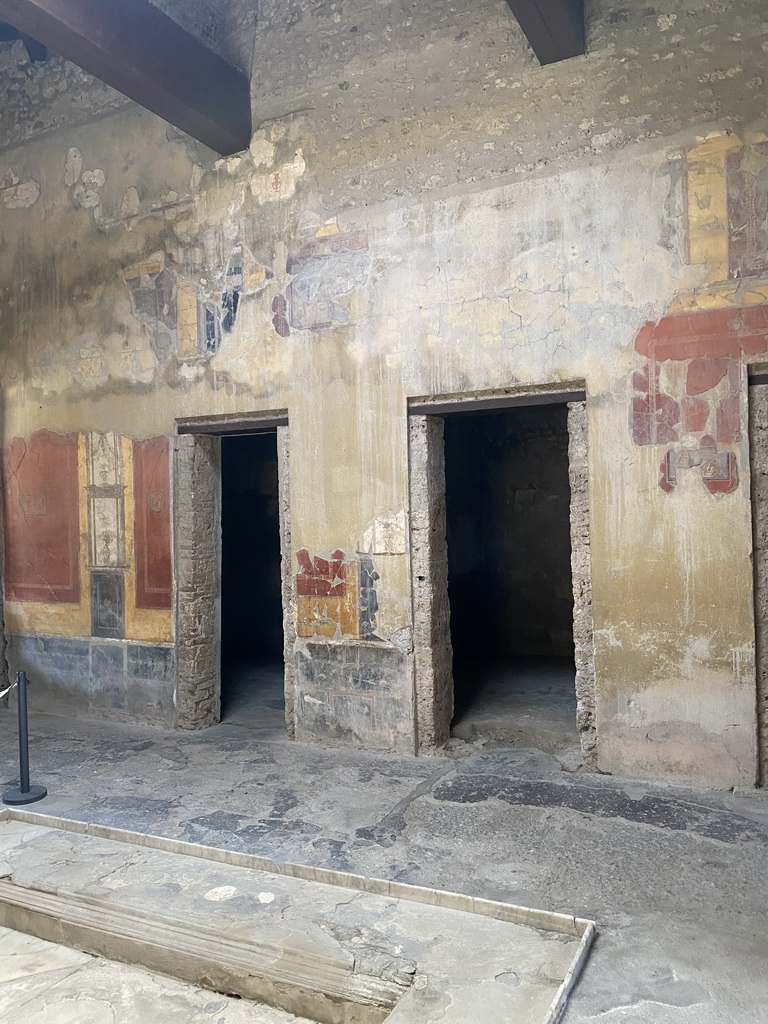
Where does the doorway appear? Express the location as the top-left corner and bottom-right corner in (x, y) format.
(443, 404), (578, 751)
(220, 432), (285, 726)
(409, 393), (595, 761)
(173, 417), (295, 735)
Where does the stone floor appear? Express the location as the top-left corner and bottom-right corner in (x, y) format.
(0, 925), (311, 1023)
(221, 655), (582, 756)
(451, 656), (580, 754)
(220, 658), (286, 729)
(0, 817), (585, 1023)
(2, 704), (768, 1022)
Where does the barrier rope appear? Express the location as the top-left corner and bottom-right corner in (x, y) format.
(0, 677), (18, 700)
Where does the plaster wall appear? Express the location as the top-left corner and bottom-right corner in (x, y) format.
(0, 0), (767, 783)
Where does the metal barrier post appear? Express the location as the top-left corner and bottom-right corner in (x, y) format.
(2, 671), (47, 805)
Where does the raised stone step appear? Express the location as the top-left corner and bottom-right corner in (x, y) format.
(0, 809), (595, 1024)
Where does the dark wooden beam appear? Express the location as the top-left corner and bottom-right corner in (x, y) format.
(505, 0), (585, 65)
(0, 0), (251, 154)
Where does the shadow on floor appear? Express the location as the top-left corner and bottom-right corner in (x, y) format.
(451, 656), (580, 754)
(220, 659), (286, 733)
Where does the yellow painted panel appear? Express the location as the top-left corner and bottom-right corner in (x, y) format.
(176, 280), (199, 358)
(685, 134), (742, 285)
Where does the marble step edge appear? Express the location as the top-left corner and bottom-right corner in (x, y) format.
(0, 808), (597, 1024)
(0, 880), (405, 1024)
(0, 808), (594, 935)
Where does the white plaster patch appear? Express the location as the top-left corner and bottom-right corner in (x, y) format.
(82, 168), (105, 188)
(250, 149), (306, 204)
(657, 13), (677, 30)
(64, 147), (82, 187)
(189, 163), (204, 191)
(250, 130), (275, 167)
(69, 164), (106, 220)
(121, 187), (140, 218)
(204, 886), (237, 901)
(303, 694), (326, 705)
(72, 183), (101, 209)
(356, 510), (408, 555)
(595, 627), (622, 648)
(2, 178), (40, 208)
(258, 892), (276, 904)
(733, 644), (756, 686)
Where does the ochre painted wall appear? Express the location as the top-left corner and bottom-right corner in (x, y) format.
(1, 0), (767, 782)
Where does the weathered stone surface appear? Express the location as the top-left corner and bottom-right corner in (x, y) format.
(174, 433), (221, 730)
(0, 924), (309, 1023)
(277, 425), (297, 738)
(568, 401), (597, 768)
(409, 416), (452, 754)
(750, 383), (768, 786)
(295, 640), (414, 753)
(0, 816), (586, 1024)
(5, 635), (174, 725)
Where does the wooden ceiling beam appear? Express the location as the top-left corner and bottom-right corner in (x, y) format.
(0, 0), (251, 154)
(505, 0), (585, 65)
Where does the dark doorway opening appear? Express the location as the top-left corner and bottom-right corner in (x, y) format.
(443, 404), (579, 752)
(220, 432), (284, 728)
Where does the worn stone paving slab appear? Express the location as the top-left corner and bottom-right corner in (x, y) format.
(0, 816), (590, 1023)
(3, 708), (768, 1021)
(0, 925), (311, 1023)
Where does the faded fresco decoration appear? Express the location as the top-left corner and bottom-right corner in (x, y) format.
(133, 436), (172, 611)
(272, 226), (370, 337)
(125, 244), (273, 359)
(631, 133), (768, 494)
(2, 430), (172, 636)
(2, 430), (81, 604)
(295, 548), (379, 640)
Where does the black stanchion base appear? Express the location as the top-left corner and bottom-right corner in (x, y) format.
(2, 785), (47, 805)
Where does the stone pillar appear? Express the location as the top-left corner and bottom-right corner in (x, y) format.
(409, 415), (453, 753)
(173, 433), (221, 730)
(568, 401), (597, 768)
(0, 477), (7, 709)
(277, 424), (297, 737)
(750, 383), (768, 785)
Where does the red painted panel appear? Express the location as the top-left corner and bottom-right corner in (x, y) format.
(133, 436), (172, 609)
(295, 548), (347, 597)
(681, 396), (709, 433)
(2, 430), (80, 603)
(635, 305), (768, 362)
(686, 357), (729, 396)
(716, 392), (742, 445)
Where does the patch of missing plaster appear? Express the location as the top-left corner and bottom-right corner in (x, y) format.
(249, 129), (276, 168)
(189, 163), (204, 191)
(356, 510), (408, 555)
(65, 151), (106, 221)
(64, 148), (82, 188)
(250, 149), (306, 204)
(121, 187), (140, 218)
(1, 171), (40, 208)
